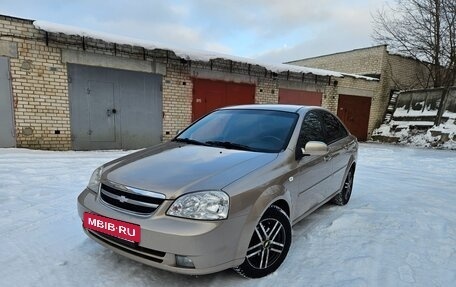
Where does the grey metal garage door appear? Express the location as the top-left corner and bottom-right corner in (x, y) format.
(68, 64), (162, 150)
(0, 56), (15, 148)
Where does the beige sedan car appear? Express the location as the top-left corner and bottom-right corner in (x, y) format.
(77, 104), (358, 278)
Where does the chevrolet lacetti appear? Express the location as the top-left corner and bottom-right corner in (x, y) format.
(77, 104), (358, 278)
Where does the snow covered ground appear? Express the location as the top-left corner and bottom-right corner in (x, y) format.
(1, 143), (455, 287)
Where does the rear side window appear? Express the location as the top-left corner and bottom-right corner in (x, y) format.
(321, 111), (348, 144)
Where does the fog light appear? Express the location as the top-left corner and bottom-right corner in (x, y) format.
(175, 255), (195, 268)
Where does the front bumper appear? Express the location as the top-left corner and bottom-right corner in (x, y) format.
(77, 188), (247, 275)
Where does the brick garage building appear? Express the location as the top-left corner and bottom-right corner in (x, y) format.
(1, 14), (349, 150)
(1, 14), (389, 150)
(287, 45), (431, 141)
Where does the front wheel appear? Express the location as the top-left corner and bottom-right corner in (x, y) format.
(234, 205), (291, 278)
(331, 168), (354, 206)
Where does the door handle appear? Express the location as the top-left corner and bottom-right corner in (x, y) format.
(324, 155), (333, 162)
(344, 141), (354, 150)
(106, 108), (117, 117)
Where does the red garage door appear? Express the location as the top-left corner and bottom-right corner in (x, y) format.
(192, 79), (255, 121)
(278, 88), (322, 106)
(337, 94), (372, 141)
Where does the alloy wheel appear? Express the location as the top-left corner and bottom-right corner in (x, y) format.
(246, 218), (286, 269)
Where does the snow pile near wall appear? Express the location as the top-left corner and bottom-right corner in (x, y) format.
(373, 116), (456, 150)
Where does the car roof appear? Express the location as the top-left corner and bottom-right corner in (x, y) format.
(219, 104), (318, 113)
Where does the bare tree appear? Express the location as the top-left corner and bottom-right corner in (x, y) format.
(373, 0), (456, 125)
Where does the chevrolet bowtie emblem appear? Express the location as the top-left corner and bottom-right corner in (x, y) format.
(119, 195), (128, 203)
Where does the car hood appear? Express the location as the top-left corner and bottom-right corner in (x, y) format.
(103, 142), (277, 199)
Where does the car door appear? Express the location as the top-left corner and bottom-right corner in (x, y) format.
(320, 111), (355, 199)
(286, 110), (334, 221)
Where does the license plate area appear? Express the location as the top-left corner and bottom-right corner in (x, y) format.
(83, 212), (141, 243)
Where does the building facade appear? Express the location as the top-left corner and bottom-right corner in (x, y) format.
(1, 14), (339, 150)
(287, 45), (432, 141)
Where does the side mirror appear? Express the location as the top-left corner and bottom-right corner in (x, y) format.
(301, 141), (328, 156)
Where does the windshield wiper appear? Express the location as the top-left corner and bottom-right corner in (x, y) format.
(205, 141), (256, 151)
(173, 138), (208, 146)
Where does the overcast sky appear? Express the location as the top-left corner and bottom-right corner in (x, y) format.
(0, 0), (393, 64)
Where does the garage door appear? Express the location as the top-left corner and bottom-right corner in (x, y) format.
(192, 79), (255, 121)
(279, 88), (322, 106)
(68, 64), (162, 150)
(0, 56), (15, 148)
(337, 94), (371, 141)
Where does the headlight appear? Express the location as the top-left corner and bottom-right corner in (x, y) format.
(87, 166), (103, 193)
(166, 191), (229, 220)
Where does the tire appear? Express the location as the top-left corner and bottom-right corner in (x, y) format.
(332, 168), (354, 206)
(234, 205), (291, 278)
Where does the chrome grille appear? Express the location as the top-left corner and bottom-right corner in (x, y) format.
(100, 183), (165, 215)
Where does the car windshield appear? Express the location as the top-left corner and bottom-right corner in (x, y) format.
(174, 109), (299, 153)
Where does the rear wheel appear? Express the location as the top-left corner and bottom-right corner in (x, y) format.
(234, 205), (291, 278)
(332, 168), (354, 206)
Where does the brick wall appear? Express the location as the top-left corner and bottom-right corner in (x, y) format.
(289, 46), (389, 138)
(256, 77), (279, 104)
(367, 87), (387, 135)
(375, 48), (395, 130)
(3, 14), (432, 149)
(289, 45), (433, 138)
(162, 63), (193, 141)
(0, 15), (190, 149)
(0, 16), (71, 150)
(386, 54), (432, 90)
(289, 45), (386, 76)
(1, 15), (332, 150)
(322, 85), (339, 113)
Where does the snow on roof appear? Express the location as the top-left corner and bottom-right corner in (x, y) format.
(340, 72), (379, 81)
(33, 20), (344, 78)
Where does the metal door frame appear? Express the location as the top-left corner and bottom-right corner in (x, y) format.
(337, 94), (371, 141)
(0, 56), (16, 147)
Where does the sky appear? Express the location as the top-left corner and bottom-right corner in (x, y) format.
(0, 0), (393, 64)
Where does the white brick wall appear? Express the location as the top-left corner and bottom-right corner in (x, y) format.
(0, 15), (333, 150)
(162, 63), (193, 141)
(289, 45), (432, 138)
(1, 16), (71, 150)
(256, 77), (279, 104)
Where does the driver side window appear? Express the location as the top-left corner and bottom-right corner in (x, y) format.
(296, 111), (325, 154)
